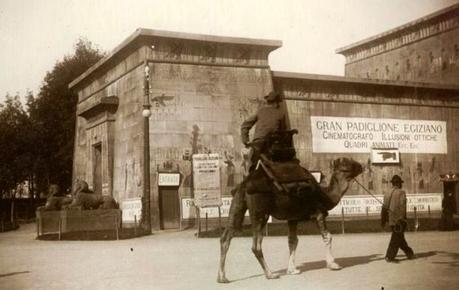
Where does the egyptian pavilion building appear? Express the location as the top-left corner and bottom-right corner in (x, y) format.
(69, 4), (459, 230)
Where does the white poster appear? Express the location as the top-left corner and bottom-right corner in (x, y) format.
(182, 197), (237, 219)
(121, 198), (142, 223)
(192, 153), (222, 207)
(310, 116), (447, 153)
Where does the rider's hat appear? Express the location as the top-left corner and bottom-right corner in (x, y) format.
(264, 91), (282, 103)
(390, 175), (404, 184)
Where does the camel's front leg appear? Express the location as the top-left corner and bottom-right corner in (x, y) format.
(217, 227), (234, 283)
(251, 216), (280, 279)
(287, 220), (300, 275)
(316, 212), (342, 270)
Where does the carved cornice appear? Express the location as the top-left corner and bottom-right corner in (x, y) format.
(273, 71), (459, 108)
(69, 28), (282, 91)
(336, 4), (459, 64)
(77, 96), (119, 120)
(145, 35), (279, 68)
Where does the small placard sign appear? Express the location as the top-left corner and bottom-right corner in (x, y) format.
(371, 148), (400, 164)
(158, 173), (180, 186)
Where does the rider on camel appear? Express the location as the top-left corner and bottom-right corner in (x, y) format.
(240, 90), (288, 173)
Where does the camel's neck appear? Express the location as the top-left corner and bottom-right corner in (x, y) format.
(321, 172), (351, 207)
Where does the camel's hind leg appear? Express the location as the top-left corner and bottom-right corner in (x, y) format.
(217, 227), (235, 283)
(217, 186), (247, 283)
(251, 215), (280, 280)
(316, 212), (342, 270)
(287, 220), (301, 275)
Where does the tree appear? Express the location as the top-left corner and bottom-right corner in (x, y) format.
(27, 39), (104, 194)
(0, 94), (30, 197)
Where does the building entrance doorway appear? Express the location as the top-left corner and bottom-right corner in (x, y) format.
(159, 187), (180, 229)
(93, 143), (102, 194)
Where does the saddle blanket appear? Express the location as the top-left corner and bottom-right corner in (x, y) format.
(261, 159), (318, 185)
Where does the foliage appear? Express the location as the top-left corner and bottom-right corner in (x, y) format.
(0, 38), (104, 197)
(0, 94), (30, 197)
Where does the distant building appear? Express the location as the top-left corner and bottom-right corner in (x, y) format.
(336, 3), (459, 85)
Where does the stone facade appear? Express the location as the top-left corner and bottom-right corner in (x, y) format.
(70, 29), (281, 229)
(70, 28), (459, 230)
(337, 3), (459, 85)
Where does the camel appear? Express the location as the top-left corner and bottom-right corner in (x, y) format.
(217, 156), (363, 283)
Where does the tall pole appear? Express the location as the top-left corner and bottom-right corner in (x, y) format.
(142, 63), (152, 232)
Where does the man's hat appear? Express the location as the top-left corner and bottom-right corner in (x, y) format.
(264, 91), (282, 102)
(390, 175), (404, 184)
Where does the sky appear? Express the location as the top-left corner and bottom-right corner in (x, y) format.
(1, 0), (458, 103)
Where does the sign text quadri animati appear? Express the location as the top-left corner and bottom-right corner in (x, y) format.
(311, 116), (447, 153)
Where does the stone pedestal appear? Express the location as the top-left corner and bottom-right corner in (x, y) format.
(36, 209), (122, 239)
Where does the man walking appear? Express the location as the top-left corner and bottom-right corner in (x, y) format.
(381, 175), (415, 262)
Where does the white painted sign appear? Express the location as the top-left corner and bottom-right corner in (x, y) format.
(182, 197), (239, 219)
(121, 198), (142, 222)
(328, 193), (442, 216)
(182, 193), (442, 219)
(158, 173), (180, 186)
(193, 153), (222, 207)
(311, 116), (447, 153)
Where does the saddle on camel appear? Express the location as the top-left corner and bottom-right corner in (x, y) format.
(243, 129), (326, 205)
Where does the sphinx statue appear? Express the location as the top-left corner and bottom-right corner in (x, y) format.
(37, 184), (73, 211)
(65, 179), (119, 210)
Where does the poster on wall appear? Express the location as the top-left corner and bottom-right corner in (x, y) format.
(371, 148), (400, 164)
(121, 198), (142, 223)
(192, 153), (222, 208)
(310, 116), (447, 154)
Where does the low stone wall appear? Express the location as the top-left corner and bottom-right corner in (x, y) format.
(36, 209), (121, 240)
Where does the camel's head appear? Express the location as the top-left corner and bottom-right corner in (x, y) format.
(332, 158), (363, 181)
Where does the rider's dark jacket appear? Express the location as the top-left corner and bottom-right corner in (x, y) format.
(240, 104), (287, 145)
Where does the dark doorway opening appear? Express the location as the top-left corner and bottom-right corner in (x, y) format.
(93, 143), (102, 194)
(159, 187), (180, 229)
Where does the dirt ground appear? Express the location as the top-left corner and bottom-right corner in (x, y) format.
(1, 223), (458, 290)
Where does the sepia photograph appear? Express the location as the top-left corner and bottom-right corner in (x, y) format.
(1, 0), (459, 289)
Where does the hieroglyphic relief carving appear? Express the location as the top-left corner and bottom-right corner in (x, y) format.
(234, 47), (251, 64)
(223, 151), (235, 187)
(196, 83), (218, 97)
(200, 43), (217, 63)
(237, 96), (264, 121)
(165, 41), (184, 60)
(151, 93), (175, 107)
(124, 158), (141, 196)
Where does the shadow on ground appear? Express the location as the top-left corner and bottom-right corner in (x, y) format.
(199, 218), (457, 238)
(37, 228), (151, 241)
(432, 251), (459, 267)
(229, 251), (442, 283)
(0, 271), (30, 278)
